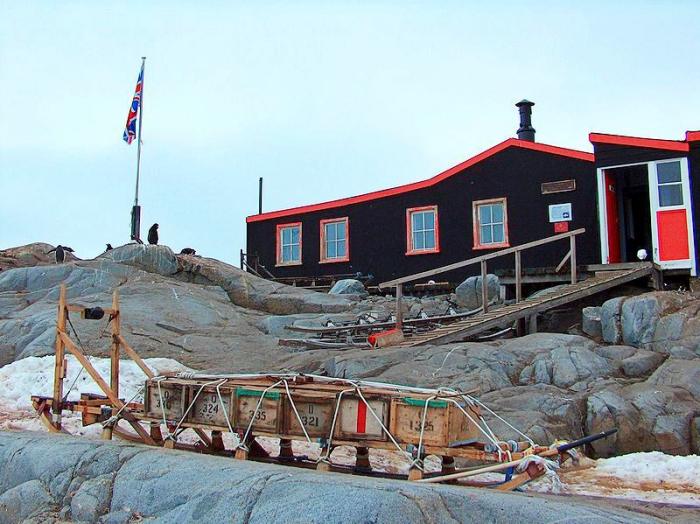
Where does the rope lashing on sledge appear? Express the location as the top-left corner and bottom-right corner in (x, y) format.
(101, 384), (146, 428)
(234, 379), (285, 453)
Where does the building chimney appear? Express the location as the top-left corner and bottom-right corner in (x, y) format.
(515, 99), (536, 142)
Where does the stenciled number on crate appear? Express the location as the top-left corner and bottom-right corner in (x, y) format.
(157, 389), (172, 410)
(237, 393), (279, 431)
(408, 419), (435, 432)
(248, 409), (267, 421)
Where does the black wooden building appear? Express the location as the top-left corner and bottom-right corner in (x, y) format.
(246, 102), (700, 284)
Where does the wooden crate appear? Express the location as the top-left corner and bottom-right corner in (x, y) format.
(186, 386), (234, 428)
(335, 395), (390, 441)
(283, 392), (336, 438)
(390, 397), (481, 447)
(144, 380), (187, 422)
(235, 387), (283, 434)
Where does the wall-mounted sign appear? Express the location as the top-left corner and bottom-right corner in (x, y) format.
(541, 179), (576, 194)
(549, 203), (572, 222)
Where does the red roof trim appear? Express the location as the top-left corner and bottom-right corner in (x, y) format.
(247, 138), (593, 223)
(589, 132), (689, 153)
(686, 131), (700, 142)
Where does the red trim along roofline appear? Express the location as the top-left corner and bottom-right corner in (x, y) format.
(246, 138), (594, 223)
(686, 131), (700, 142)
(589, 132), (689, 153)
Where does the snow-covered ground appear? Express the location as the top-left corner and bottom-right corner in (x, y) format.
(1, 355), (698, 507)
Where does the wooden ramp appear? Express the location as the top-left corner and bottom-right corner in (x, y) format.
(395, 265), (653, 348)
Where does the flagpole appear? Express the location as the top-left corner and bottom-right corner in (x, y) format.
(130, 57), (146, 242)
(134, 56), (145, 206)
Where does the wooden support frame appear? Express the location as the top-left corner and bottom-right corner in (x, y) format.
(47, 284), (157, 446)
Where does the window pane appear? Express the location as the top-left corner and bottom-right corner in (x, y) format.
(491, 203), (504, 223)
(291, 227), (300, 244)
(326, 223), (336, 241)
(423, 211), (434, 229)
(480, 225), (492, 243)
(657, 162), (681, 184)
(479, 205), (492, 225)
(424, 231), (435, 249)
(412, 212), (424, 231)
(337, 240), (346, 257)
(336, 222), (346, 240)
(291, 245), (300, 261)
(282, 228), (291, 245)
(326, 241), (336, 258)
(659, 184), (683, 207)
(493, 224), (504, 243)
(282, 245), (292, 262)
(414, 231), (425, 250)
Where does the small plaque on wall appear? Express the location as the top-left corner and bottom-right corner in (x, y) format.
(541, 179), (576, 194)
(549, 203), (572, 222)
(554, 221), (569, 233)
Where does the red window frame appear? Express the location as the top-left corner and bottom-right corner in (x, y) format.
(406, 205), (440, 255)
(275, 222), (302, 266)
(473, 198), (509, 250)
(319, 217), (350, 263)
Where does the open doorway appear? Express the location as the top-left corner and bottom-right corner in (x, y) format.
(603, 164), (652, 263)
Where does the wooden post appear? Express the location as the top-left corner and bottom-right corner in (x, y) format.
(395, 284), (404, 327)
(110, 289), (120, 413)
(528, 314), (538, 334)
(52, 284), (67, 425)
(408, 466), (423, 481)
(279, 438), (294, 461)
(514, 250), (522, 303)
(354, 446), (371, 473)
(441, 456), (456, 475)
(570, 234), (577, 284)
(116, 335), (154, 378)
(101, 425), (113, 440)
(480, 260), (488, 313)
(211, 430), (225, 452)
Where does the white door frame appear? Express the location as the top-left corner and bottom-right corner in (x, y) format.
(596, 157), (696, 275)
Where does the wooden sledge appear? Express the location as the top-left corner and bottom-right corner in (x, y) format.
(32, 284), (616, 491)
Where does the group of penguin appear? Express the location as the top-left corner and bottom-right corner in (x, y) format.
(47, 223), (196, 263)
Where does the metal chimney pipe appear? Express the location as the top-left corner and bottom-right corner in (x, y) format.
(515, 99), (536, 142)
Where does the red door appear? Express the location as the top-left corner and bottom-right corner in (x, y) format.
(605, 172), (621, 263)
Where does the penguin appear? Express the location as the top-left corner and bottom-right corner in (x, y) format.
(46, 245), (74, 264)
(180, 247), (196, 255)
(147, 223), (159, 245)
(105, 243), (113, 251)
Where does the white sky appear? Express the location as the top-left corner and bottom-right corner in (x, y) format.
(1, 1), (698, 263)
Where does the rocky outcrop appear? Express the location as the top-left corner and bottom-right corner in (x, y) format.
(175, 254), (354, 315)
(0, 431), (659, 523)
(0, 242), (79, 271)
(599, 291), (700, 357)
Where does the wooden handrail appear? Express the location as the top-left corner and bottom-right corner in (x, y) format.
(379, 228), (585, 289)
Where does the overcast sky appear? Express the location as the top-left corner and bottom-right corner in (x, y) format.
(1, 1), (698, 264)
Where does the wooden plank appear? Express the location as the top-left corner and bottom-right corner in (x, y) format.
(117, 335), (155, 379)
(395, 284), (403, 327)
(405, 267), (652, 347)
(480, 260), (488, 314)
(570, 235), (577, 284)
(53, 285), (67, 419)
(555, 249), (571, 273)
(379, 229), (586, 288)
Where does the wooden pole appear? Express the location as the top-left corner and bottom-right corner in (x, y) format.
(110, 289), (120, 411)
(52, 284), (67, 425)
(570, 234), (577, 284)
(480, 260), (488, 313)
(514, 250), (522, 303)
(116, 334), (154, 379)
(395, 284), (404, 328)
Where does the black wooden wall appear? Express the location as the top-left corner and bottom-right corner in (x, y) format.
(247, 146), (600, 284)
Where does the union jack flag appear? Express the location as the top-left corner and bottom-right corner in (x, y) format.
(122, 64), (144, 144)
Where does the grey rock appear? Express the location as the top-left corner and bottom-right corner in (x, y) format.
(581, 306), (602, 338)
(621, 294), (661, 346)
(620, 351), (665, 378)
(0, 479), (55, 524)
(102, 244), (178, 276)
(454, 274), (500, 309)
(692, 417), (700, 454)
(71, 474), (114, 523)
(600, 296), (626, 344)
(0, 431), (659, 523)
(328, 279), (367, 297)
